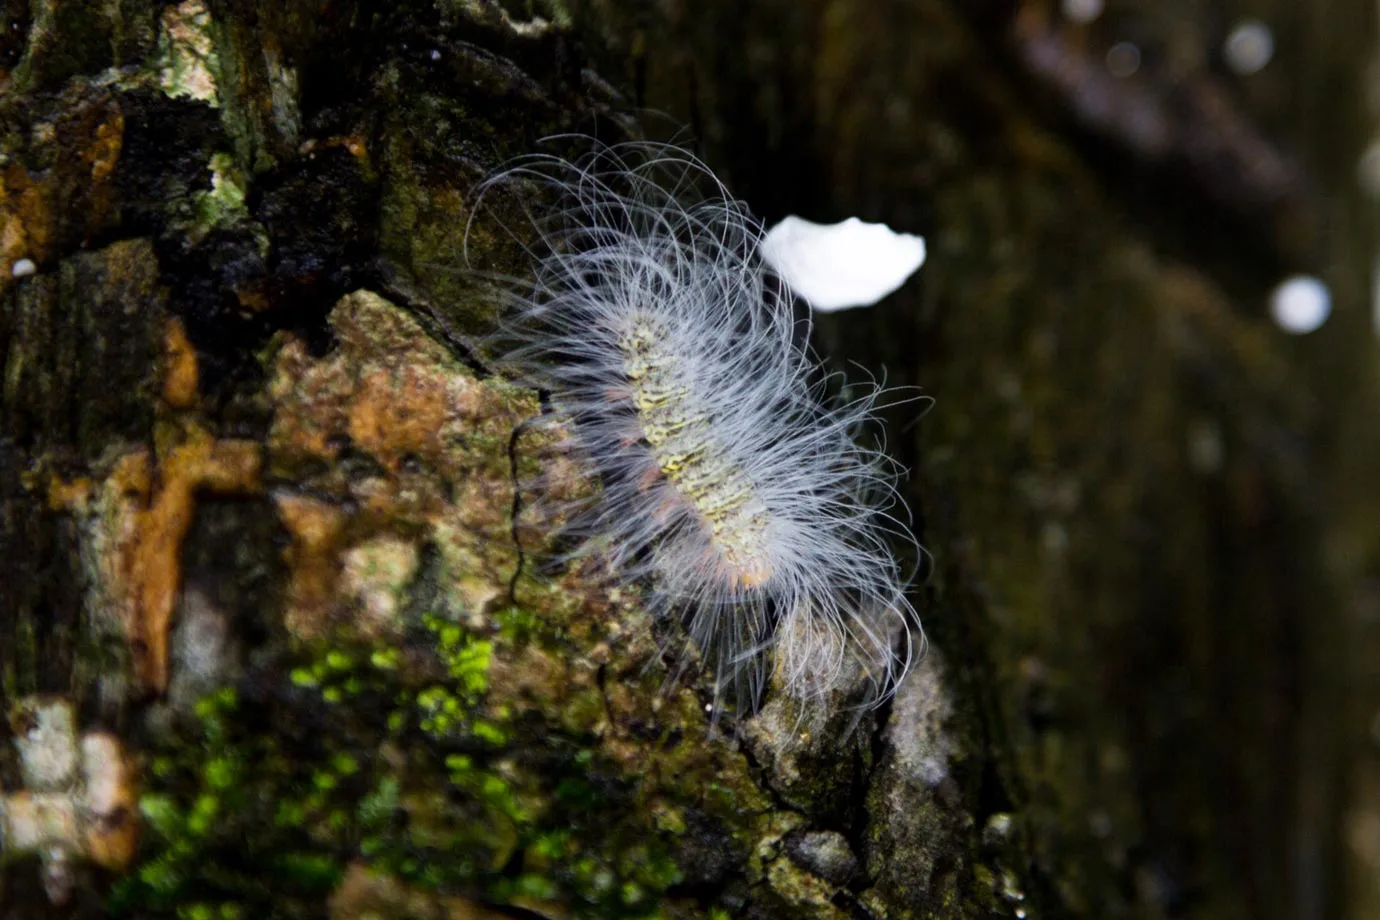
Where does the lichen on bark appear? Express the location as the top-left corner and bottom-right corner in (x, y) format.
(0, 0), (1362, 918)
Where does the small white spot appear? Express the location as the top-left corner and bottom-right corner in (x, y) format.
(760, 215), (926, 312)
(1224, 19), (1274, 75)
(1357, 141), (1380, 198)
(1270, 275), (1331, 334)
(1061, 0), (1103, 24)
(14, 700), (79, 791)
(1059, 0), (1104, 23)
(11, 257), (36, 278)
(985, 813), (1013, 838)
(1106, 42), (1141, 78)
(429, 49), (441, 61)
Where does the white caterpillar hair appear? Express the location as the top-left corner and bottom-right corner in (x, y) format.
(470, 140), (923, 712)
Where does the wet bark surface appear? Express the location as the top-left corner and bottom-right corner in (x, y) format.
(0, 1), (1374, 918)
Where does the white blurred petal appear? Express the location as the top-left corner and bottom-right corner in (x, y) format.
(1270, 275), (1330, 334)
(760, 215), (926, 312)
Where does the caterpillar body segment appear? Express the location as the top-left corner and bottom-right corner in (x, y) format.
(471, 142), (923, 713)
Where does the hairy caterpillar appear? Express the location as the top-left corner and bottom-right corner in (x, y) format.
(471, 142), (923, 712)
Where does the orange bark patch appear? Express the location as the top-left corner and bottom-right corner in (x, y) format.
(0, 91), (125, 287)
(82, 111), (124, 235)
(346, 364), (452, 470)
(47, 476), (94, 514)
(79, 733), (139, 870)
(117, 434), (261, 692)
(274, 492), (349, 639)
(161, 317), (200, 409)
(0, 161), (56, 276)
(263, 291), (543, 640)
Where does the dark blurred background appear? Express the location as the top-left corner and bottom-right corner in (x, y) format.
(4, 0), (1379, 916)
(577, 0), (1380, 916)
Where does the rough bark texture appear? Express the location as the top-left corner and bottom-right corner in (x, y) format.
(0, 1), (1372, 919)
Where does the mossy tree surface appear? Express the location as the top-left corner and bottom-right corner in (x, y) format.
(0, 1), (1366, 919)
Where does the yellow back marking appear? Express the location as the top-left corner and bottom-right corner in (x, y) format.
(619, 315), (773, 587)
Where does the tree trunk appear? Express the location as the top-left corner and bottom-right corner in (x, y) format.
(0, 1), (1370, 918)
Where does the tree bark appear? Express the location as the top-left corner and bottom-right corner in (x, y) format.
(0, 1), (1367, 918)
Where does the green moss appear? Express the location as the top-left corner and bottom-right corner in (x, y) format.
(495, 604), (540, 642)
(176, 904), (242, 920)
(358, 776), (401, 827)
(325, 650), (353, 671)
(370, 647), (402, 670)
(188, 153), (256, 246)
(116, 602), (753, 918)
(111, 686), (347, 916)
(471, 719), (509, 745)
